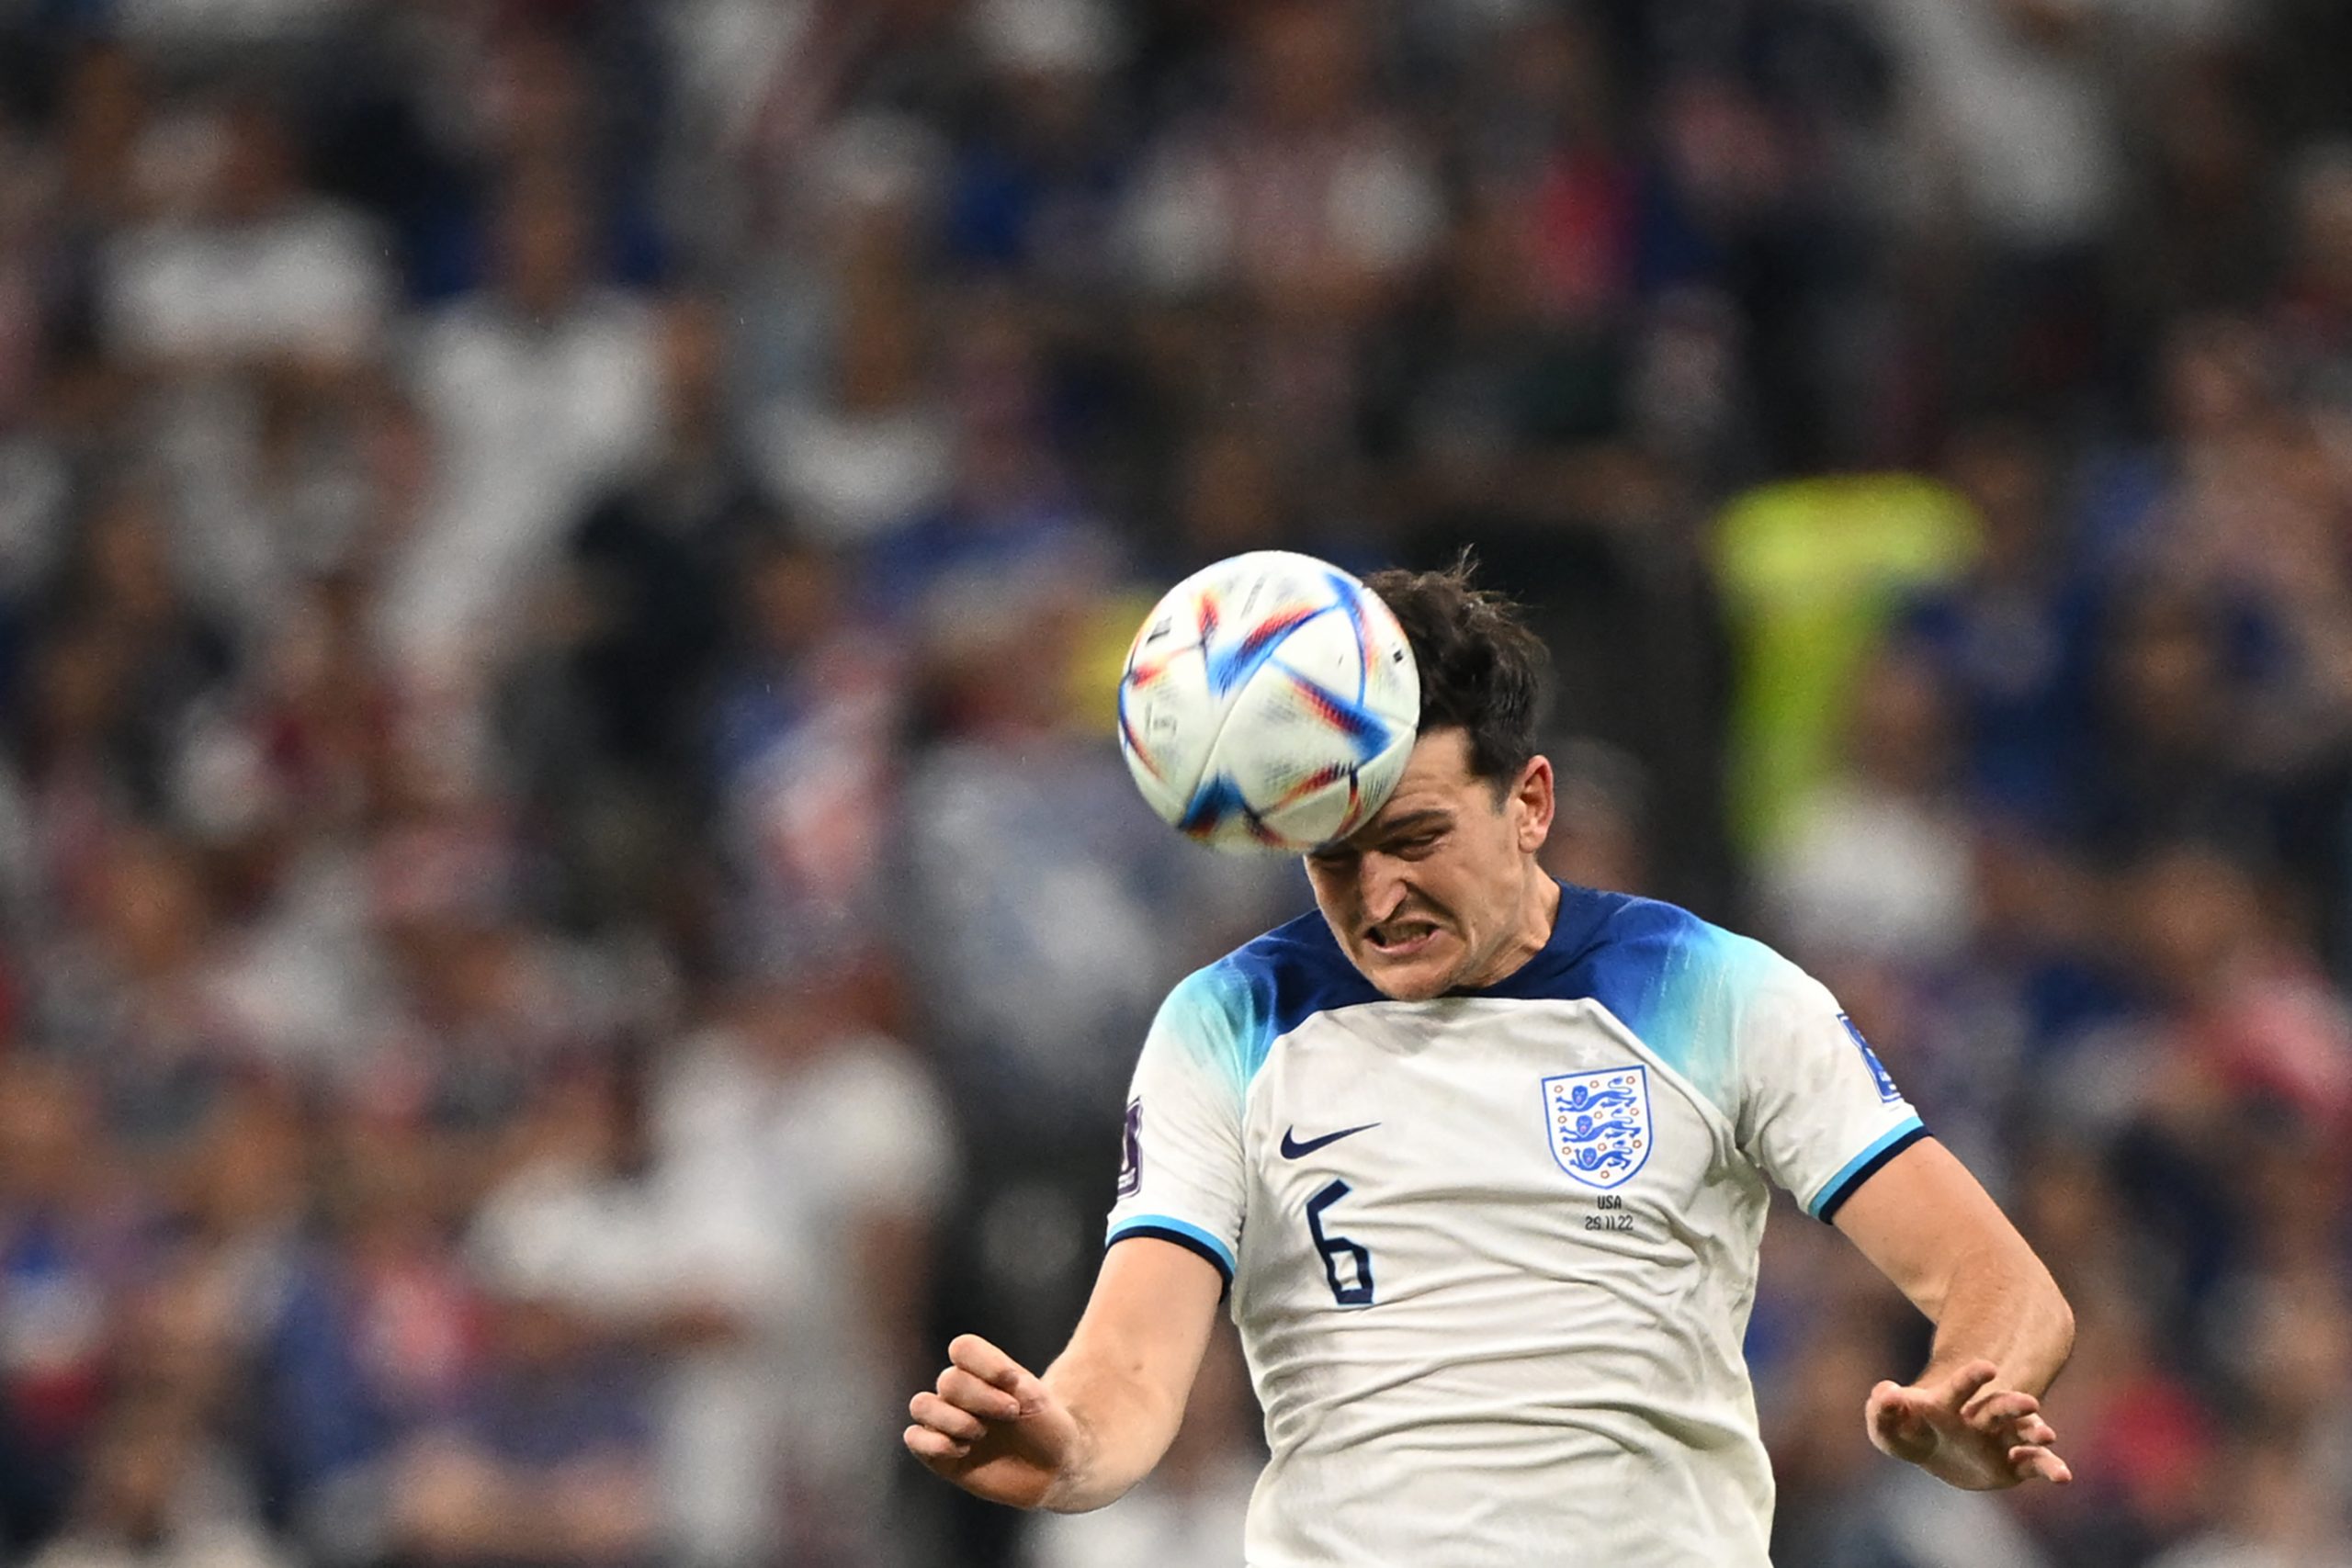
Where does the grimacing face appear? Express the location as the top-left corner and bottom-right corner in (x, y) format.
(1305, 728), (1559, 1001)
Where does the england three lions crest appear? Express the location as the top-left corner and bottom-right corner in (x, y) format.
(1543, 1066), (1652, 1189)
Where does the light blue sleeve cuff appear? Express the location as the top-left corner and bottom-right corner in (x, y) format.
(1107, 1213), (1238, 1282)
(1807, 1115), (1928, 1223)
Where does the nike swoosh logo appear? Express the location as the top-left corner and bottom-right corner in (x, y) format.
(1280, 1122), (1379, 1158)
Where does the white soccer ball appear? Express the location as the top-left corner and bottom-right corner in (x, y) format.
(1117, 550), (1420, 853)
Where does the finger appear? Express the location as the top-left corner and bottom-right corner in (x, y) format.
(1962, 1390), (2041, 1430)
(936, 1366), (1022, 1422)
(1977, 1404), (2056, 1447)
(2008, 1444), (2074, 1485)
(949, 1335), (1041, 1399)
(1960, 1382), (2036, 1422)
(909, 1392), (990, 1444)
(904, 1425), (972, 1464)
(1866, 1383), (1931, 1456)
(2007, 1443), (2070, 1482)
(1939, 1359), (2001, 1407)
(1866, 1382), (1917, 1434)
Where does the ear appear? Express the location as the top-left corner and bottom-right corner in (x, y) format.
(1512, 756), (1555, 854)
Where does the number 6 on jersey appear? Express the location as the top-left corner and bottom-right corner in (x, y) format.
(1305, 1179), (1375, 1306)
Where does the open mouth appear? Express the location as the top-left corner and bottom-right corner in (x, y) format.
(1363, 919), (1441, 961)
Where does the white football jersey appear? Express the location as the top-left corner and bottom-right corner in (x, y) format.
(1105, 884), (1924, 1567)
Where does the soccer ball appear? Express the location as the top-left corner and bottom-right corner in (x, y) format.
(1117, 551), (1420, 853)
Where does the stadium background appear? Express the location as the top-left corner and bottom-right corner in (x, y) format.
(0, 0), (2349, 1564)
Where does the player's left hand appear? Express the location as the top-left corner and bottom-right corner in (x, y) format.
(1866, 1359), (2072, 1491)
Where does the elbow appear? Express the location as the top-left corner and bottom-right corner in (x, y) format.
(2048, 1275), (2077, 1374)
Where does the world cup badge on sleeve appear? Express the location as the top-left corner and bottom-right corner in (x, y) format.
(1116, 1100), (1143, 1197)
(1838, 1014), (1905, 1105)
(1543, 1066), (1652, 1189)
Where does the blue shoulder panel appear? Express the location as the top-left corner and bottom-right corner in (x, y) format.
(1169, 911), (1385, 1092)
(1177, 889), (1772, 1116)
(1233, 909), (1386, 1042)
(1467, 884), (1776, 1118)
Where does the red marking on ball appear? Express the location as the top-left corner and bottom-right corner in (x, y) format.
(1230, 604), (1316, 662)
(1120, 713), (1162, 780)
(1270, 762), (1349, 809)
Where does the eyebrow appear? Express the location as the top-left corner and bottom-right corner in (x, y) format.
(1316, 809), (1451, 852)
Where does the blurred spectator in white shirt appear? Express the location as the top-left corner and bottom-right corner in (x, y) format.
(101, 95), (388, 376)
(384, 169), (659, 690)
(2147, 1427), (2352, 1568)
(1759, 649), (1977, 970)
(28, 1395), (289, 1568)
(1863, 0), (2124, 252)
(647, 972), (950, 1568)
(1123, 0), (1440, 309)
(392, 1161), (658, 1568)
(1121, 0), (1439, 453)
(755, 277), (952, 549)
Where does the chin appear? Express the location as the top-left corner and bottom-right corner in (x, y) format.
(1369, 973), (1451, 1002)
(1352, 944), (1464, 1001)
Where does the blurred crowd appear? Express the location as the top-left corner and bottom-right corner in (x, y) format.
(2, 0), (2352, 1565)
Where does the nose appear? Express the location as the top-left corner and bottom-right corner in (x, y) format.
(1356, 853), (1410, 927)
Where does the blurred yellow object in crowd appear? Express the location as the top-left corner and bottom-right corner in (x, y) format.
(1714, 474), (1979, 854)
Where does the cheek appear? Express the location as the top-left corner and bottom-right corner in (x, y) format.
(1428, 834), (1511, 926)
(1413, 857), (1478, 920)
(1306, 868), (1352, 918)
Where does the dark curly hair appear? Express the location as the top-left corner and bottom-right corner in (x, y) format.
(1363, 559), (1549, 790)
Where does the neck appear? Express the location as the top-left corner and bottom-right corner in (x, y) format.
(1462, 865), (1561, 988)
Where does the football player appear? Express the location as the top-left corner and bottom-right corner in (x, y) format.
(905, 564), (2072, 1564)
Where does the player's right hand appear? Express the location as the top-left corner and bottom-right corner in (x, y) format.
(1866, 1359), (2072, 1491)
(905, 1334), (1084, 1510)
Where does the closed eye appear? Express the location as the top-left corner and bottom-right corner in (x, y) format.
(1308, 811), (1452, 868)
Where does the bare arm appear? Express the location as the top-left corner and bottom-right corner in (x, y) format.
(1832, 1136), (2076, 1489)
(905, 1236), (1226, 1513)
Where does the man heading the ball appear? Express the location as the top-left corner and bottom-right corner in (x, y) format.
(904, 565), (2074, 1564)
